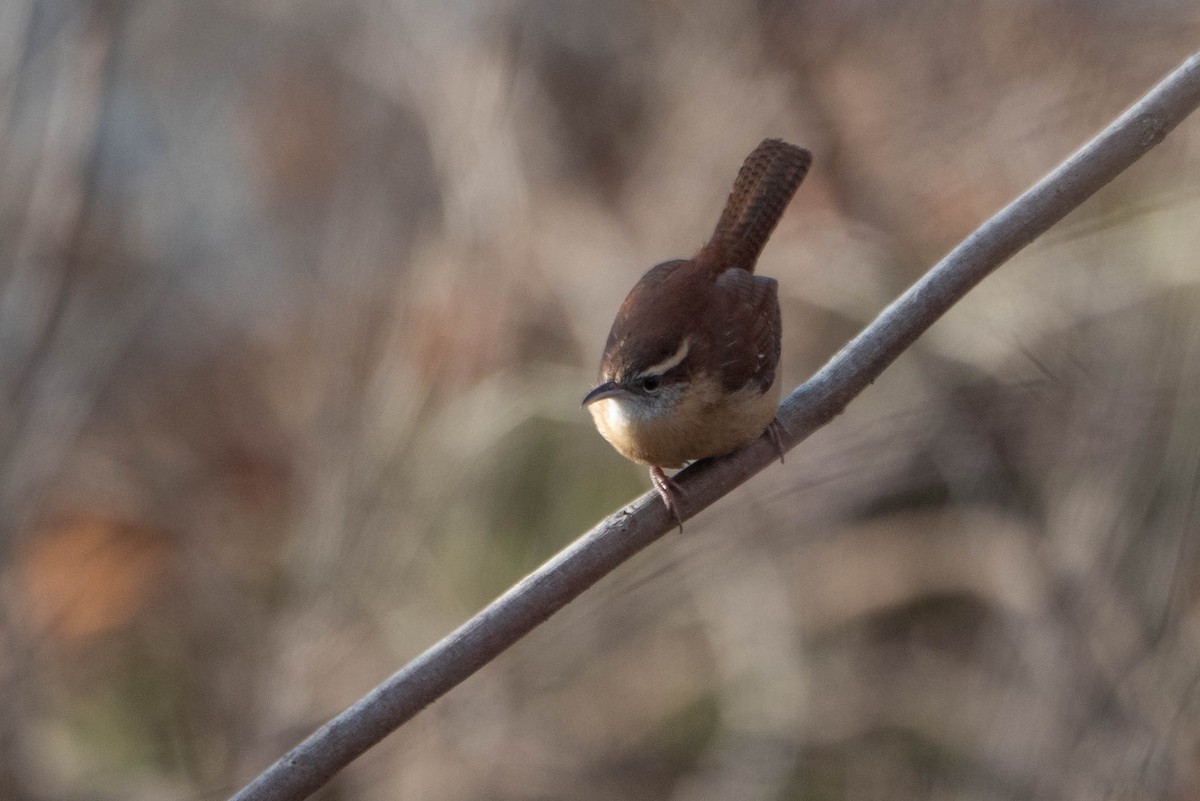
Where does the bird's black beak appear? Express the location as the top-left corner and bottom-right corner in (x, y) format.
(582, 380), (627, 407)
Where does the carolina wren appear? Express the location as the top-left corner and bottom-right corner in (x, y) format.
(582, 139), (812, 525)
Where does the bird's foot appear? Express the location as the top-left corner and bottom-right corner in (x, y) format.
(766, 417), (789, 464)
(650, 466), (685, 533)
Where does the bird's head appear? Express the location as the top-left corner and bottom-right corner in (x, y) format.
(582, 336), (692, 422)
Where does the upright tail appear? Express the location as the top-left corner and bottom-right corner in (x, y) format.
(706, 139), (812, 273)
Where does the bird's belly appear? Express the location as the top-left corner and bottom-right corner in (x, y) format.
(589, 377), (780, 468)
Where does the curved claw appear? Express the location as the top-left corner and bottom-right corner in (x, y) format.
(766, 417), (789, 464)
(650, 466), (685, 533)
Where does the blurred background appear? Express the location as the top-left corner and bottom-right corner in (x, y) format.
(2, 1), (1200, 799)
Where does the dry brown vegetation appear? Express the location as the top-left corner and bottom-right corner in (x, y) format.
(2, 2), (1200, 800)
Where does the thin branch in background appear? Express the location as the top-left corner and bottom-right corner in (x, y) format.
(229, 52), (1200, 801)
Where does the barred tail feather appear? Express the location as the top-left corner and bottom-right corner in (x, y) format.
(707, 139), (811, 273)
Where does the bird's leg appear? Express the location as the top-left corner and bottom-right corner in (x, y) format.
(766, 417), (789, 464)
(649, 466), (685, 533)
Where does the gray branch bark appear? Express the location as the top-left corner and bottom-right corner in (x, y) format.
(230, 51), (1200, 801)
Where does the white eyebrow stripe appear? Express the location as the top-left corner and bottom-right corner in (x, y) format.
(642, 338), (691, 377)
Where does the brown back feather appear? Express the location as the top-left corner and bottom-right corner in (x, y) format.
(599, 140), (809, 385)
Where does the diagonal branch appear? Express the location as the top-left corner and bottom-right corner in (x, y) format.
(230, 51), (1200, 801)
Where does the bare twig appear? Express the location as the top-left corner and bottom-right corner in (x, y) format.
(230, 52), (1200, 801)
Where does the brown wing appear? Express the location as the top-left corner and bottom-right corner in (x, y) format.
(710, 268), (781, 393)
(707, 139), (811, 274)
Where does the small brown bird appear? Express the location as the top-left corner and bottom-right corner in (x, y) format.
(582, 139), (812, 525)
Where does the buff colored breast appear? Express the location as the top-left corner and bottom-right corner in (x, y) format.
(588, 374), (781, 469)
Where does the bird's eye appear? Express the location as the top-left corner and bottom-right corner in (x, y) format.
(641, 375), (661, 393)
